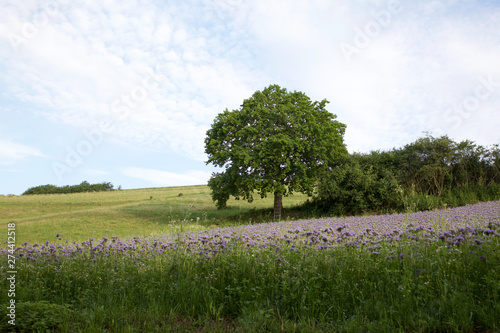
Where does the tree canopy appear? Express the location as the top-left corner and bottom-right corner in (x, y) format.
(204, 84), (347, 218)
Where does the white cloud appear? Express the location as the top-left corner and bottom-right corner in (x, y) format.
(0, 0), (265, 161)
(243, 0), (500, 152)
(0, 139), (45, 165)
(121, 167), (211, 186)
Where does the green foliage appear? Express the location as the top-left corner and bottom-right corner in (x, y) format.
(394, 135), (499, 195)
(205, 84), (347, 210)
(397, 135), (456, 195)
(317, 157), (400, 215)
(312, 134), (500, 216)
(22, 181), (115, 195)
(0, 301), (75, 332)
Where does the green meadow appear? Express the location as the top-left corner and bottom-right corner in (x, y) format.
(1, 187), (499, 332)
(1, 186), (309, 244)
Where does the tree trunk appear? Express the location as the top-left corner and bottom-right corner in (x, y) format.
(274, 193), (283, 221)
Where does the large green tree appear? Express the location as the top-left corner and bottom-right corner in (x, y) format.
(204, 84), (347, 219)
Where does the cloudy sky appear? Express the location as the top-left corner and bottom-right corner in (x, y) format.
(1, 0), (499, 195)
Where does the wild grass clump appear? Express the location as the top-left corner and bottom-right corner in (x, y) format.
(2, 201), (499, 332)
(0, 301), (77, 332)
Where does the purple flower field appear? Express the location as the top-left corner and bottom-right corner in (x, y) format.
(7, 200), (500, 261)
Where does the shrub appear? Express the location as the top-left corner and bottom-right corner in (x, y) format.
(310, 135), (500, 217)
(22, 181), (115, 195)
(316, 159), (400, 216)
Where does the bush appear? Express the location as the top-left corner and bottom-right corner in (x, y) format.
(310, 135), (500, 217)
(316, 159), (400, 216)
(22, 181), (115, 195)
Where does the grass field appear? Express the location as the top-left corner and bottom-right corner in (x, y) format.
(0, 185), (309, 244)
(1, 187), (499, 332)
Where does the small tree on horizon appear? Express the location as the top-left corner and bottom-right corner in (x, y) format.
(204, 84), (348, 219)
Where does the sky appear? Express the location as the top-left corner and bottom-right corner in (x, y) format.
(0, 0), (499, 195)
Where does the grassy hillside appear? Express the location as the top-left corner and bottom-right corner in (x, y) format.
(1, 185), (309, 244)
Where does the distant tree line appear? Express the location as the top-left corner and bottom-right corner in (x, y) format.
(309, 135), (500, 216)
(22, 181), (115, 195)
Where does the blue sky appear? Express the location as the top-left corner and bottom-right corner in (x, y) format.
(1, 0), (499, 195)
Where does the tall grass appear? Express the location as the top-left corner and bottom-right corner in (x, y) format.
(3, 239), (499, 332)
(403, 182), (500, 213)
